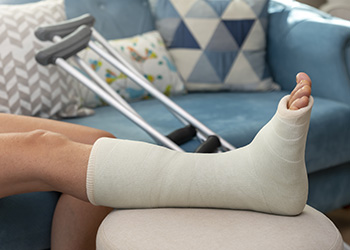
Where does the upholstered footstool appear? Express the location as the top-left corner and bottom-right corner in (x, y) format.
(320, 0), (350, 20)
(96, 205), (343, 250)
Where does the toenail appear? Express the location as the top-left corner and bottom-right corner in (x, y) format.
(296, 73), (309, 84)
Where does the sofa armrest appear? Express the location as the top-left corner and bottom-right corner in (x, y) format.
(267, 0), (350, 106)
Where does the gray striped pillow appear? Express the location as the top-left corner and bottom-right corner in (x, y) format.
(0, 0), (92, 118)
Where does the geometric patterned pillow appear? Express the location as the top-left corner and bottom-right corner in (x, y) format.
(76, 30), (186, 107)
(0, 0), (91, 118)
(150, 0), (280, 92)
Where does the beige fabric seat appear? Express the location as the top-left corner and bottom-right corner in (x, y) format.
(96, 205), (343, 250)
(320, 0), (350, 20)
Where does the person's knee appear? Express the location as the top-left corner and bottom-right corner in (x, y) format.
(86, 129), (116, 144)
(24, 129), (70, 147)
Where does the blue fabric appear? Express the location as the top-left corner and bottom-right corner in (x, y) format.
(268, 0), (350, 106)
(170, 21), (200, 49)
(151, 0), (275, 91)
(223, 20), (255, 47)
(0, 192), (60, 250)
(64, 92), (350, 174)
(64, 0), (155, 39)
(0, 0), (155, 40)
(308, 162), (350, 213)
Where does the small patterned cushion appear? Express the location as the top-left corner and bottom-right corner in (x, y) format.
(150, 0), (280, 92)
(76, 30), (186, 107)
(0, 0), (91, 118)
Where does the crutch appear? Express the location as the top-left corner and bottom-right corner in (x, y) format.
(36, 17), (234, 152)
(35, 15), (235, 152)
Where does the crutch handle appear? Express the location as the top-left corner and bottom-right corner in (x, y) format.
(166, 125), (197, 145)
(36, 25), (92, 66)
(35, 14), (95, 41)
(195, 135), (221, 153)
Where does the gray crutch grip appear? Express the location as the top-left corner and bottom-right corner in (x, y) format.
(35, 25), (92, 66)
(35, 14), (95, 41)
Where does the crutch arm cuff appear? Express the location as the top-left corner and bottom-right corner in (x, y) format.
(35, 14), (95, 41)
(35, 25), (92, 66)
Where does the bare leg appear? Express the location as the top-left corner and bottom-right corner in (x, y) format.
(0, 114), (114, 250)
(51, 194), (112, 250)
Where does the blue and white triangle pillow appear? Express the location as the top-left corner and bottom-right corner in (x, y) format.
(150, 0), (280, 92)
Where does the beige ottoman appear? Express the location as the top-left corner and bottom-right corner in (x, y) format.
(320, 0), (350, 20)
(96, 205), (343, 250)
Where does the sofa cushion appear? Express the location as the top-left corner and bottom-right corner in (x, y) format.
(0, 0), (155, 41)
(150, 0), (279, 92)
(0, 192), (60, 249)
(76, 30), (185, 106)
(65, 0), (155, 40)
(65, 92), (350, 174)
(0, 0), (90, 118)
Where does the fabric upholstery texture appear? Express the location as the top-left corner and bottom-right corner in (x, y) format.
(0, 0), (89, 118)
(96, 206), (343, 250)
(0, 192), (60, 250)
(76, 30), (185, 106)
(65, 0), (155, 40)
(150, 0), (279, 92)
(268, 0), (350, 106)
(0, 0), (155, 40)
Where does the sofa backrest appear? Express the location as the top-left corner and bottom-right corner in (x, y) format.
(0, 0), (155, 39)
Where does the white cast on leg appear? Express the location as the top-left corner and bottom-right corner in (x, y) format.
(86, 95), (313, 215)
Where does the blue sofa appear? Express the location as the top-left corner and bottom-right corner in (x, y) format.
(1, 0), (350, 249)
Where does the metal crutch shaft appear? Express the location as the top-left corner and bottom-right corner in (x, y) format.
(75, 56), (195, 146)
(91, 29), (210, 141)
(88, 41), (235, 151)
(58, 58), (184, 151)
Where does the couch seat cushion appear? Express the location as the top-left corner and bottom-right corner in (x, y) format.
(64, 92), (350, 174)
(96, 206), (343, 250)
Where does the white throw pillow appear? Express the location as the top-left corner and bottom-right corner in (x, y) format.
(76, 30), (186, 107)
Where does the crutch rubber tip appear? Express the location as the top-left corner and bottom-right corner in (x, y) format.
(166, 125), (197, 145)
(195, 135), (221, 153)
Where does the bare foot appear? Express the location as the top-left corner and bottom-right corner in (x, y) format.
(288, 72), (312, 110)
